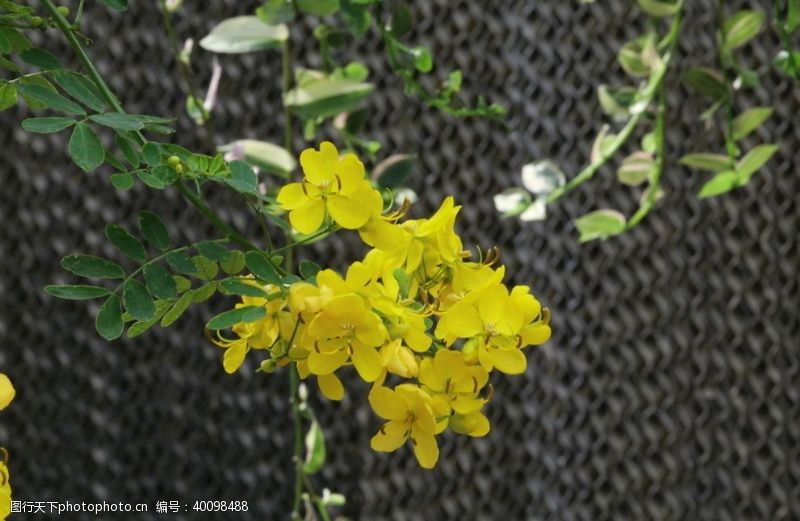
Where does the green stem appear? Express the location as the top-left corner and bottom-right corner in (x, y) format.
(289, 363), (303, 520)
(546, 11), (681, 205)
(271, 225), (336, 256)
(158, 0), (216, 151)
(42, 0), (258, 253)
(626, 86), (666, 229)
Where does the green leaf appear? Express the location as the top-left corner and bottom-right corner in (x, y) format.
(731, 107), (772, 141)
(411, 47), (433, 73)
(218, 140), (296, 177)
(245, 251), (282, 285)
(21, 117), (76, 133)
(373, 154), (415, 189)
(220, 251), (246, 275)
(303, 420), (326, 474)
(68, 122), (105, 172)
(138, 211), (171, 251)
(256, 0), (296, 24)
(115, 135), (140, 168)
(17, 83), (86, 115)
(683, 67), (727, 99)
(45, 284), (111, 300)
(207, 305), (266, 330)
(0, 28), (32, 53)
(285, 79), (374, 119)
(220, 279), (271, 297)
(723, 10), (765, 52)
(137, 166), (177, 189)
(110, 172), (135, 190)
(298, 0), (340, 16)
(680, 153), (732, 172)
(574, 209), (627, 242)
(90, 113), (145, 131)
(53, 72), (107, 112)
(96, 295), (124, 340)
(597, 85), (637, 119)
(105, 224), (147, 263)
(617, 151), (654, 186)
(636, 0), (681, 17)
(698, 171), (738, 198)
(19, 48), (62, 69)
(142, 142), (161, 166)
(788, 0), (800, 33)
(200, 16), (288, 53)
(0, 31), (9, 55)
(101, 0), (128, 10)
(0, 83), (17, 111)
(194, 256), (219, 281)
(61, 254), (125, 279)
(191, 282), (217, 303)
(127, 300), (171, 338)
(143, 264), (178, 300)
(393, 268), (411, 299)
(299, 260), (322, 280)
(161, 291), (193, 327)
(735, 144), (778, 179)
(195, 241), (229, 262)
(166, 251), (198, 275)
(123, 280), (156, 321)
(225, 160), (259, 194)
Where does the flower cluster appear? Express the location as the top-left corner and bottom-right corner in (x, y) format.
(210, 142), (551, 468)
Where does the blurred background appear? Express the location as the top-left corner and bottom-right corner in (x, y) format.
(2, 0), (799, 519)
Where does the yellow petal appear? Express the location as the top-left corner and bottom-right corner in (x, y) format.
(355, 313), (386, 347)
(300, 141), (338, 184)
(351, 343), (383, 382)
(521, 324), (551, 346)
(410, 429), (439, 469)
(0, 374), (15, 411)
(368, 386), (408, 420)
(317, 373), (344, 401)
(452, 396), (485, 415)
(417, 358), (441, 392)
(450, 411), (491, 437)
(336, 153), (366, 193)
(289, 199), (326, 234)
(276, 182), (309, 210)
(222, 342), (248, 373)
(488, 347), (527, 375)
(406, 240), (423, 272)
(327, 194), (371, 229)
(307, 349), (348, 375)
(404, 324), (432, 352)
(370, 421), (408, 452)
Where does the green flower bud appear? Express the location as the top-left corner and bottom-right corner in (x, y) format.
(259, 359), (277, 373)
(166, 155), (181, 167)
(56, 6), (70, 16)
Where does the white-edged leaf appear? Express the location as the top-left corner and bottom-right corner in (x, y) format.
(200, 16), (288, 53)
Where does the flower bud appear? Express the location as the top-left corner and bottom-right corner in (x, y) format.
(56, 6), (70, 16)
(461, 338), (479, 364)
(167, 155), (181, 167)
(259, 359), (277, 373)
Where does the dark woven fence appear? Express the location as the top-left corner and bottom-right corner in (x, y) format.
(2, 0), (799, 519)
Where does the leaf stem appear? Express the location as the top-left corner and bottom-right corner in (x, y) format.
(41, 0), (259, 253)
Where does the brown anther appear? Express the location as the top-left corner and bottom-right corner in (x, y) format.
(472, 376), (479, 393)
(542, 307), (551, 325)
(314, 340), (321, 354)
(484, 384), (495, 402)
(334, 174), (343, 191)
(301, 180), (310, 196)
(410, 437), (417, 446)
(516, 335), (523, 349)
(379, 425), (387, 435)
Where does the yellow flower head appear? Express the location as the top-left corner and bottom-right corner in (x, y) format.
(368, 384), (448, 469)
(418, 349), (489, 416)
(0, 375), (14, 411)
(305, 294), (386, 382)
(277, 142), (383, 234)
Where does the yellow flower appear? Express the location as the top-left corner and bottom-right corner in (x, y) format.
(368, 384), (447, 469)
(0, 375), (14, 411)
(418, 349), (488, 415)
(0, 451), (9, 521)
(277, 142), (383, 234)
(210, 285), (285, 373)
(449, 410), (491, 437)
(379, 339), (419, 379)
(305, 294), (386, 382)
(435, 281), (549, 375)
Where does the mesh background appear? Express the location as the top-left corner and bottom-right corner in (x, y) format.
(2, 0), (800, 519)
